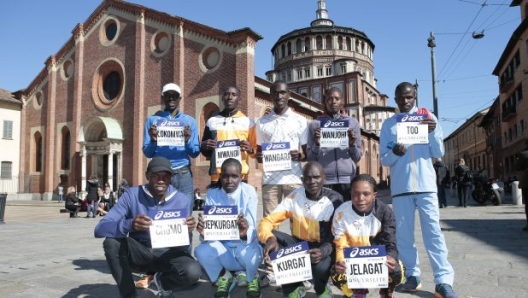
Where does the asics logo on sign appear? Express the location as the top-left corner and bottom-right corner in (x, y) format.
(154, 210), (181, 220)
(159, 120), (180, 126)
(323, 121), (345, 128)
(277, 243), (303, 258)
(265, 143), (286, 150)
(217, 140), (237, 148)
(207, 206), (233, 214)
(401, 115), (424, 122)
(349, 247), (379, 257)
(349, 247), (360, 258)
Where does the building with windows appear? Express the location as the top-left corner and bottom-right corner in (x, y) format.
(491, 0), (528, 180)
(265, 0), (394, 182)
(444, 109), (488, 176)
(0, 89), (22, 194)
(479, 97), (503, 179)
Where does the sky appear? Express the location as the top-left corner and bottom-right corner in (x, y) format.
(0, 0), (520, 137)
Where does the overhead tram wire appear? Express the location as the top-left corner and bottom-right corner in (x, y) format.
(436, 4), (485, 81)
(437, 0), (509, 81)
(458, 0), (510, 6)
(471, 0), (510, 33)
(435, 0), (512, 93)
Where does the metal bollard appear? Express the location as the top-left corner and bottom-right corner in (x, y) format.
(0, 193), (7, 224)
(512, 181), (523, 206)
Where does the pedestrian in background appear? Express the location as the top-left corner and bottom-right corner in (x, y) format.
(56, 183), (64, 203)
(516, 139), (528, 231)
(380, 82), (459, 298)
(455, 158), (471, 208)
(434, 158), (450, 208)
(85, 175), (100, 218)
(64, 186), (82, 218)
(118, 178), (129, 199)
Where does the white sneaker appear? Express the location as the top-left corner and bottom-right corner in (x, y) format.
(303, 280), (314, 290)
(261, 273), (277, 287)
(236, 271), (247, 287)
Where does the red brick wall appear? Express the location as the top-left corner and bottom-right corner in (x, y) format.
(20, 3), (263, 196)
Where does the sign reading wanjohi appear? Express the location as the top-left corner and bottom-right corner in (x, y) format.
(319, 119), (349, 148)
(203, 205), (239, 241)
(215, 139), (241, 168)
(396, 113), (428, 145)
(344, 245), (388, 289)
(262, 142), (292, 172)
(156, 118), (185, 147)
(148, 209), (189, 248)
(270, 241), (312, 286)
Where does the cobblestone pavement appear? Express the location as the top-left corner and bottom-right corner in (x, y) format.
(1, 188), (528, 297)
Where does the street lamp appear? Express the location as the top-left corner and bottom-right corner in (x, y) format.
(427, 32), (439, 119)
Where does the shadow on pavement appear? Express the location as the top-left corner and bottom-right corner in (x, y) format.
(442, 218), (528, 259)
(72, 259), (111, 274)
(60, 283), (119, 298)
(394, 288), (436, 297)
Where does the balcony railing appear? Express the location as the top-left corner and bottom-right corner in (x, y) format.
(500, 74), (514, 93)
(502, 105), (517, 121)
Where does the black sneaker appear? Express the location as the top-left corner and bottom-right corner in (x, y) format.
(435, 283), (459, 298)
(399, 276), (422, 292)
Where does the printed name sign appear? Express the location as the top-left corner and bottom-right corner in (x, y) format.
(203, 205), (239, 241)
(215, 139), (242, 168)
(396, 113), (428, 145)
(320, 119), (349, 148)
(156, 119), (185, 147)
(262, 142), (292, 172)
(344, 245), (388, 289)
(270, 241), (312, 286)
(148, 209), (189, 248)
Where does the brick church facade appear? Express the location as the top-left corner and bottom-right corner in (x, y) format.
(15, 0), (277, 199)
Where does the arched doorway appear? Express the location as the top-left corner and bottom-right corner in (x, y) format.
(78, 116), (123, 192)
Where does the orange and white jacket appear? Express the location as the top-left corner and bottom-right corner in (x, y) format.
(332, 200), (398, 263)
(258, 187), (343, 258)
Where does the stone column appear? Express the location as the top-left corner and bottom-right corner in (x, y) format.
(81, 146), (87, 195)
(107, 151), (114, 190)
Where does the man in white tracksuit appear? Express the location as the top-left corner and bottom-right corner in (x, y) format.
(379, 82), (459, 298)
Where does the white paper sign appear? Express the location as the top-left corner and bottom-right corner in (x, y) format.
(320, 119), (349, 148)
(396, 113), (428, 145)
(148, 209), (189, 248)
(156, 119), (185, 147)
(344, 246), (388, 289)
(270, 241), (312, 286)
(215, 140), (242, 168)
(203, 205), (239, 241)
(262, 142), (292, 172)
